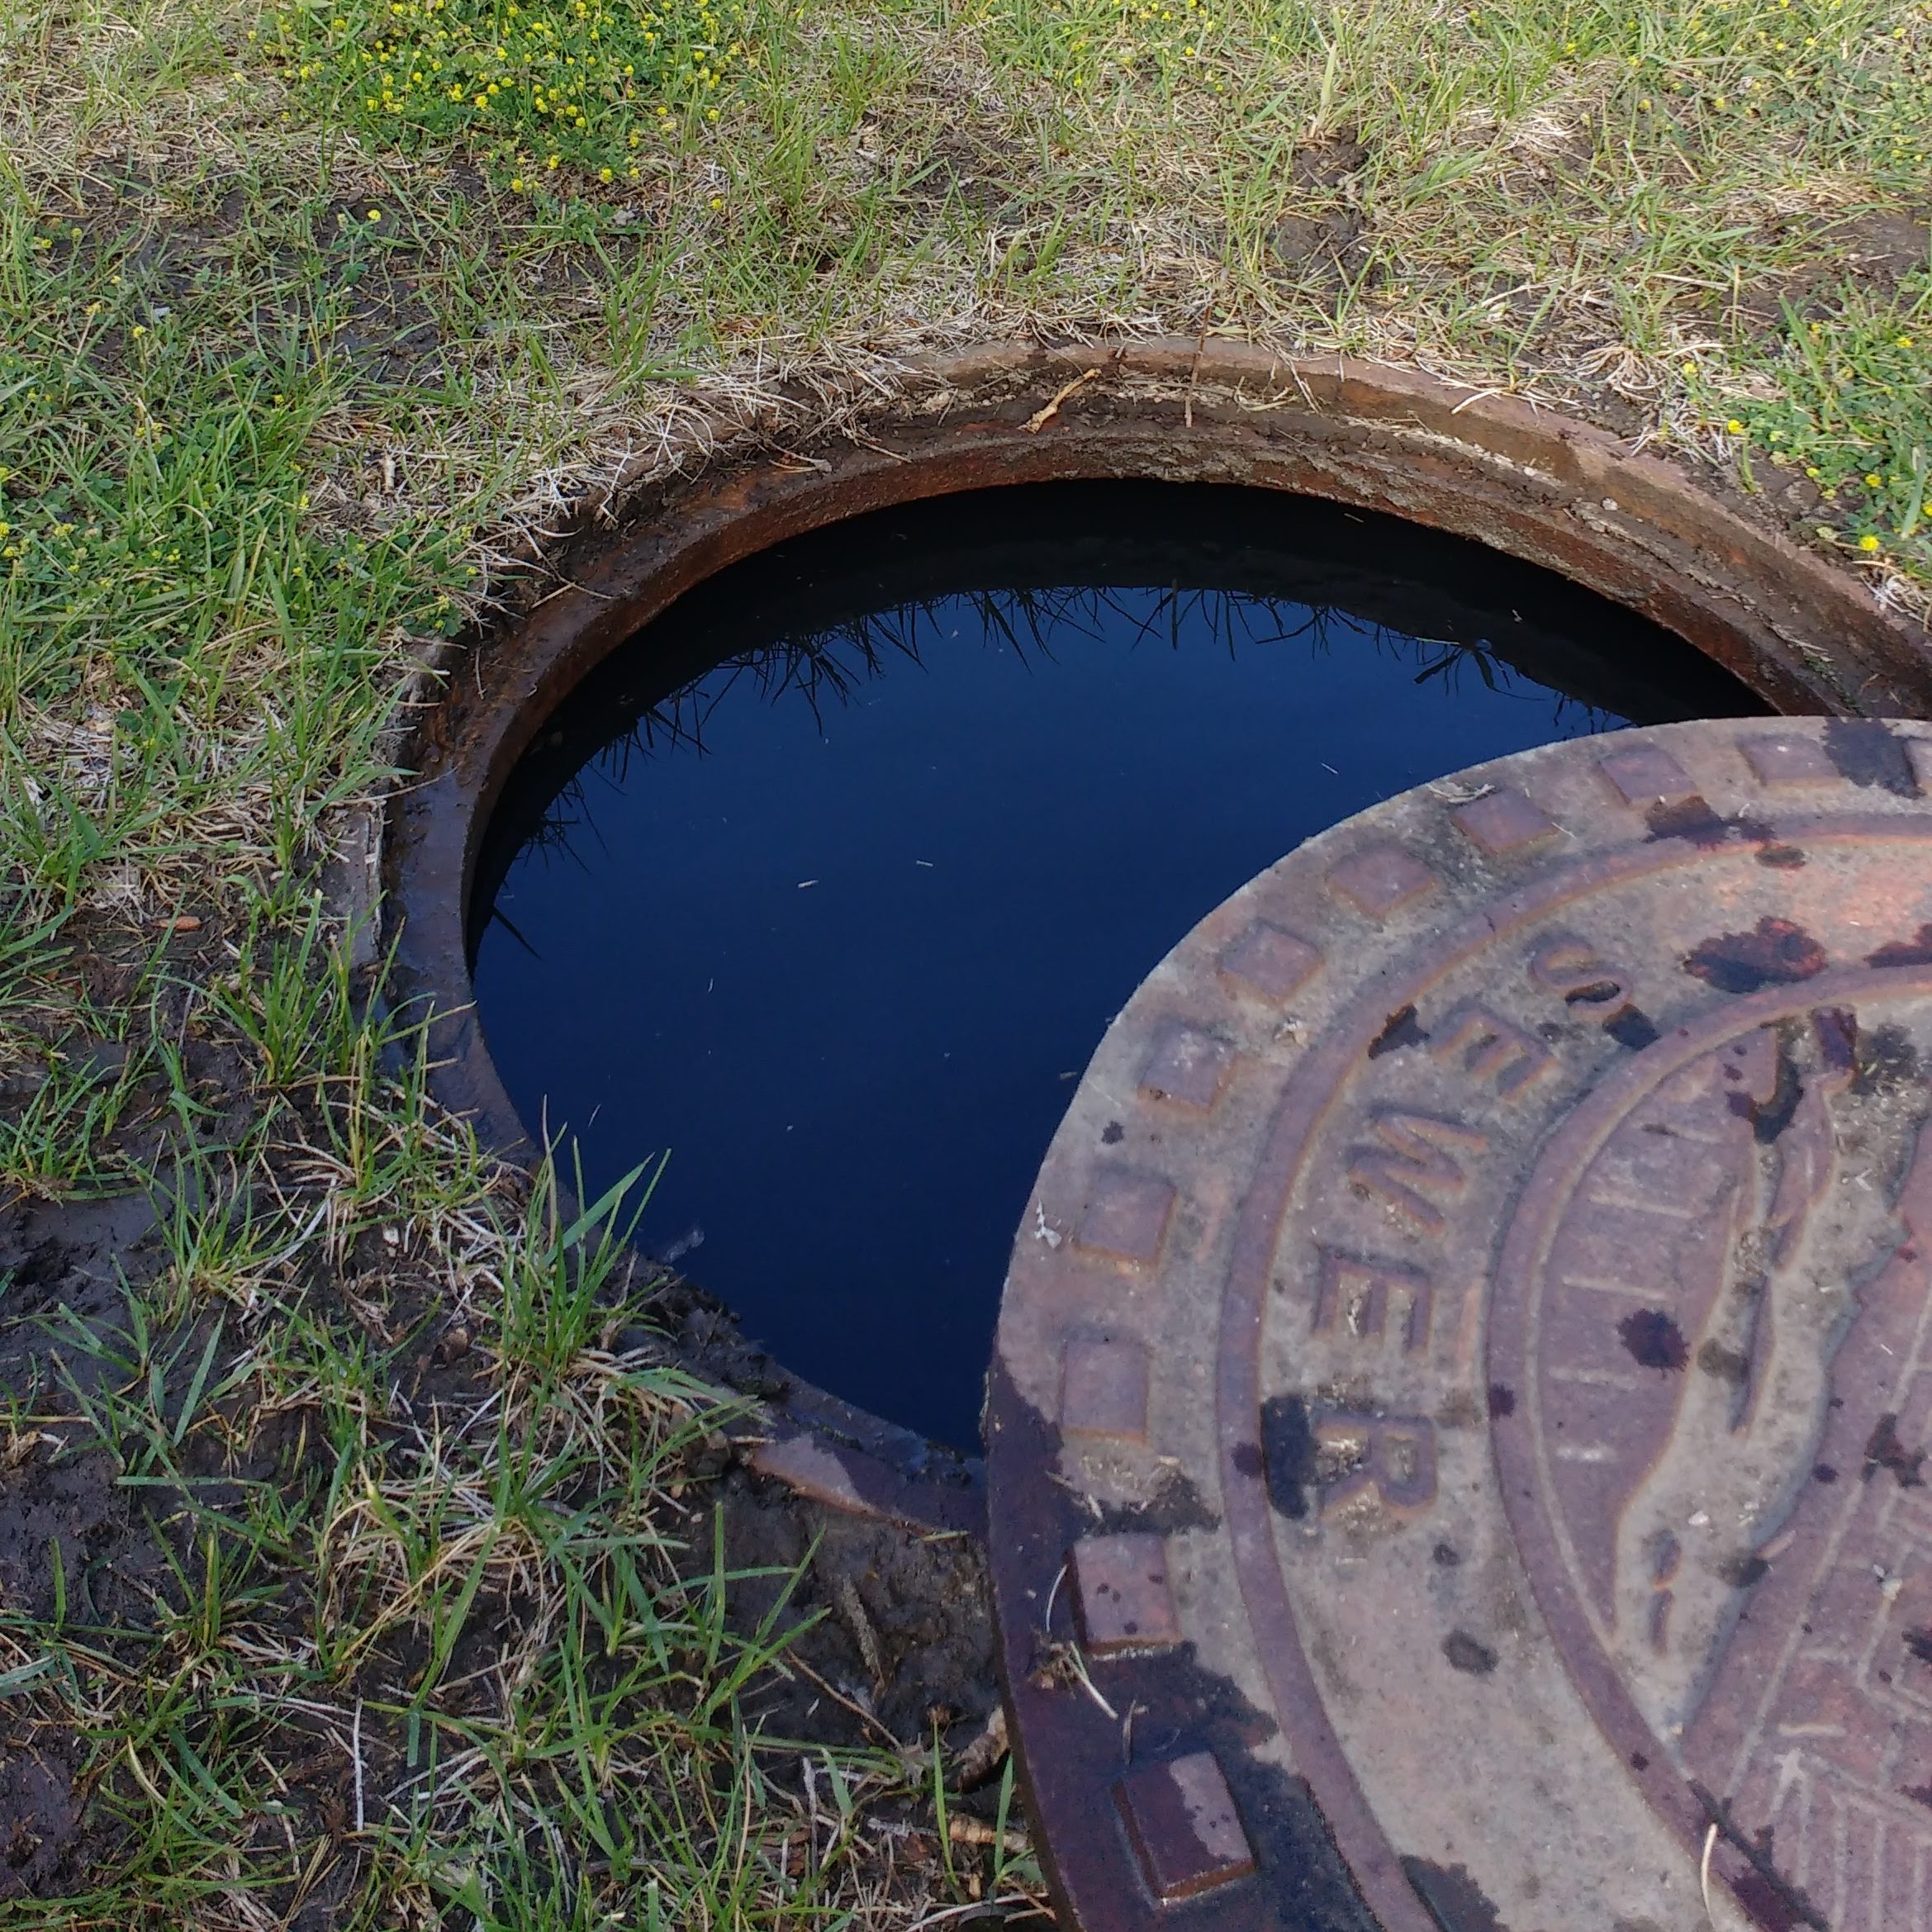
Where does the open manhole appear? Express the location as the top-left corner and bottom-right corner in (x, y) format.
(988, 715), (1932, 1931)
(466, 479), (1756, 1452)
(390, 342), (1930, 1498)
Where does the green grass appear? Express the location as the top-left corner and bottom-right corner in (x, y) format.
(8, 1132), (1018, 1927)
(269, 0), (757, 192)
(1, 0), (1930, 1915)
(1700, 299), (1932, 572)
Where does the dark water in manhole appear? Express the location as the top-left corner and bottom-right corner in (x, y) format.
(471, 481), (1763, 1449)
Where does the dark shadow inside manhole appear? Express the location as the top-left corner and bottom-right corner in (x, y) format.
(467, 479), (1764, 1449)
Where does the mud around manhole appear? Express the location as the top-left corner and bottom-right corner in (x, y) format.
(990, 717), (1932, 1932)
(0, 1195), (1008, 1911)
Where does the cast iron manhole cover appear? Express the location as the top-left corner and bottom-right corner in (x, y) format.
(987, 718), (1932, 1932)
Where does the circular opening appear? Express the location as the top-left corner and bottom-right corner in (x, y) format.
(388, 346), (1930, 1472)
(466, 479), (1759, 1448)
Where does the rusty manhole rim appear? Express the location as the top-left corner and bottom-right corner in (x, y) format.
(384, 339), (1932, 1531)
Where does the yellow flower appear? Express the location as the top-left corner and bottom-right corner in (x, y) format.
(1859, 534), (1881, 552)
(1867, 473), (1883, 487)
(1680, 361), (1697, 377)
(511, 175), (525, 189)
(599, 165), (613, 181)
(1900, 336), (1917, 349)
(368, 207), (383, 220)
(1726, 418), (1744, 434)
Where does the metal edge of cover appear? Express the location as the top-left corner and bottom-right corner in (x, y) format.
(990, 717), (1932, 1932)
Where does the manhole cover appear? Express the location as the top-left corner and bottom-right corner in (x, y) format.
(987, 717), (1932, 1932)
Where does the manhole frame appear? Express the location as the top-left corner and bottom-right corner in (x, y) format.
(384, 338), (1932, 1528)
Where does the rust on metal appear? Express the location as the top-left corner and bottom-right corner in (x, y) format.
(387, 342), (1931, 1527)
(987, 719), (1932, 1931)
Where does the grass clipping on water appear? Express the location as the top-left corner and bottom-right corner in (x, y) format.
(0, 0), (1930, 1916)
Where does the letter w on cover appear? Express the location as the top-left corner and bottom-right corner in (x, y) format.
(1347, 1110), (1489, 1233)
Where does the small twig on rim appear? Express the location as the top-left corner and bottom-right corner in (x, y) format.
(1186, 307), (1213, 430)
(848, 428), (909, 463)
(1024, 367), (1102, 434)
(1700, 1821), (1717, 1927)
(532, 573), (619, 604)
